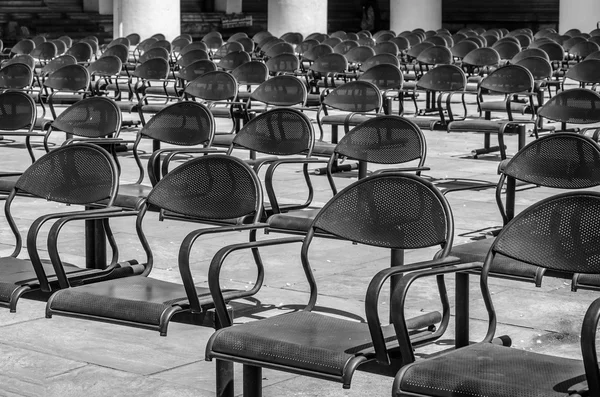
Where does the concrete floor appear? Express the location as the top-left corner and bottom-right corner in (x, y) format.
(0, 84), (599, 396)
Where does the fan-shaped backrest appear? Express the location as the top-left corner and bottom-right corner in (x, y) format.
(51, 39), (67, 56)
(265, 42), (294, 58)
(266, 53), (299, 74)
(416, 45), (453, 65)
(125, 33), (140, 46)
(214, 41), (245, 58)
(302, 44), (333, 62)
(335, 115), (426, 165)
(10, 39), (35, 55)
(0, 63), (33, 89)
(177, 60), (217, 81)
(43, 64), (90, 91)
(514, 56), (552, 80)
(107, 37), (130, 49)
(406, 41), (434, 59)
(280, 32), (303, 45)
(132, 58), (169, 80)
(313, 173), (452, 250)
(135, 38), (158, 54)
(451, 40), (479, 59)
(322, 80), (382, 112)
(309, 53), (348, 74)
(176, 49), (210, 67)
(361, 54), (400, 71)
(59, 35), (73, 48)
(180, 41), (209, 55)
(40, 54), (77, 76)
(462, 47), (500, 67)
(390, 36), (410, 52)
(333, 40), (359, 55)
(570, 41), (600, 59)
(171, 37), (191, 53)
(537, 42), (565, 62)
(139, 47), (169, 63)
(30, 41), (57, 61)
(565, 59), (600, 84)
(151, 33), (166, 41)
(345, 46), (376, 64)
(66, 42), (93, 63)
(15, 143), (118, 206)
(480, 64), (533, 93)
(140, 101), (214, 146)
(537, 88), (600, 124)
(297, 39), (319, 55)
(147, 154), (262, 221)
(231, 61), (268, 85)
(489, 191), (600, 275)
(101, 44), (129, 63)
(4, 54), (35, 69)
(218, 51), (250, 71)
(511, 48), (550, 63)
(253, 31), (273, 44)
(492, 41), (521, 60)
(50, 96), (121, 138)
(234, 37), (254, 53)
(358, 63), (403, 90)
(0, 91), (36, 131)
(249, 75), (307, 107)
(87, 56), (122, 76)
(184, 71), (238, 101)
(374, 41), (399, 56)
(232, 108), (314, 156)
(563, 36), (587, 51)
(502, 132), (600, 189)
(416, 64), (466, 92)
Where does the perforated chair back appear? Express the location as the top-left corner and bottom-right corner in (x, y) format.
(334, 115), (427, 165)
(569, 41), (600, 60)
(416, 45), (453, 65)
(180, 42), (209, 55)
(309, 52), (348, 74)
(147, 154), (263, 222)
(297, 39), (319, 56)
(10, 39), (35, 56)
(44, 64), (90, 91)
(14, 143), (118, 206)
(233, 37), (254, 53)
(334, 40), (359, 55)
(30, 41), (57, 62)
(107, 37), (130, 49)
(218, 51), (251, 71)
(213, 41), (244, 59)
(58, 35), (73, 48)
(406, 41), (434, 59)
(265, 42), (295, 58)
(66, 42), (93, 63)
(0, 63), (33, 89)
(564, 59), (600, 85)
(563, 36), (587, 52)
(480, 64), (534, 94)
(138, 47), (169, 63)
(312, 173), (452, 251)
(266, 53), (300, 75)
(87, 56), (122, 77)
(301, 44), (333, 62)
(125, 33), (141, 46)
(361, 54), (400, 71)
(184, 70), (238, 101)
(358, 63), (403, 91)
(249, 75), (307, 107)
(514, 56), (552, 80)
(140, 101), (215, 146)
(390, 36), (410, 52)
(101, 44), (129, 64)
(40, 55), (77, 77)
(344, 46), (376, 64)
(231, 61), (269, 86)
(177, 60), (216, 81)
(280, 32), (303, 46)
(537, 41), (565, 62)
(50, 39), (67, 56)
(462, 47), (501, 67)
(322, 80), (382, 112)
(132, 58), (169, 80)
(416, 64), (466, 92)
(537, 88), (600, 124)
(511, 47), (550, 63)
(50, 96), (122, 138)
(492, 41), (521, 60)
(451, 40), (479, 59)
(0, 91), (36, 131)
(176, 49), (210, 67)
(4, 54), (35, 69)
(232, 108), (314, 156)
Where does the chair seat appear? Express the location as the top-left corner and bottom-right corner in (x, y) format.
(448, 119), (511, 133)
(210, 107), (234, 118)
(208, 310), (396, 377)
(320, 114), (373, 126)
(137, 103), (169, 114)
(451, 238), (543, 284)
(409, 118), (440, 130)
(311, 140), (336, 156)
(480, 100), (530, 114)
(395, 343), (585, 397)
(211, 134), (235, 147)
(267, 208), (322, 233)
(0, 175), (20, 193)
(115, 183), (153, 209)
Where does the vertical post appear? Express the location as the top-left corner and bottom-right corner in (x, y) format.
(390, 0), (442, 33)
(216, 360), (234, 397)
(243, 365), (263, 397)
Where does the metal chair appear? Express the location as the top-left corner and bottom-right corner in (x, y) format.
(206, 172), (456, 394)
(393, 190), (600, 397)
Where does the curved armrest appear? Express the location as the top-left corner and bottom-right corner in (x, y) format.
(364, 256), (465, 366)
(62, 137), (125, 146)
(206, 235), (305, 328)
(372, 166), (431, 175)
(44, 208), (142, 290)
(263, 158), (330, 214)
(26, 207), (128, 292)
(582, 297), (600, 395)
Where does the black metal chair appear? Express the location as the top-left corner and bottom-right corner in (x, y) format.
(0, 143), (141, 312)
(46, 154), (270, 336)
(450, 133), (600, 286)
(535, 88), (600, 138)
(392, 190), (600, 397)
(206, 172), (457, 395)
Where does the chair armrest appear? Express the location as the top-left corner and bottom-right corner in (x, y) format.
(62, 137), (125, 146)
(365, 256), (469, 366)
(372, 166), (431, 175)
(206, 235), (305, 327)
(582, 297), (600, 395)
(263, 158), (330, 214)
(27, 207), (132, 291)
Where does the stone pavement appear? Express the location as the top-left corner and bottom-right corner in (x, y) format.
(0, 90), (598, 396)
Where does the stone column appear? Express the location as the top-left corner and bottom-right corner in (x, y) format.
(215, 0), (242, 14)
(268, 0), (327, 38)
(390, 0), (442, 33)
(113, 0), (180, 41)
(83, 0), (99, 13)
(559, 0), (600, 34)
(98, 0), (113, 15)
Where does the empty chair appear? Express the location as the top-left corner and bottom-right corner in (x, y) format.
(41, 64), (91, 119)
(66, 41), (93, 64)
(265, 53), (300, 75)
(0, 90), (41, 165)
(217, 51), (250, 71)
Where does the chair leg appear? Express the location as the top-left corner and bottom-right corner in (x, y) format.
(216, 360), (234, 397)
(243, 364), (262, 397)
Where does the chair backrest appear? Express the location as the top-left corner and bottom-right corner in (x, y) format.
(184, 70), (238, 101)
(390, 36), (410, 52)
(514, 56), (553, 80)
(214, 41), (245, 58)
(44, 64), (90, 91)
(451, 40), (479, 59)
(228, 32), (248, 42)
(537, 88), (600, 125)
(0, 90), (36, 131)
(361, 53), (400, 71)
(564, 59), (600, 85)
(265, 42), (295, 58)
(309, 52), (348, 74)
(462, 47), (501, 67)
(66, 42), (93, 63)
(134, 38), (158, 55)
(132, 58), (170, 80)
(358, 63), (403, 91)
(0, 63), (33, 89)
(87, 55), (122, 77)
(232, 107), (314, 156)
(248, 75), (307, 107)
(322, 80), (382, 112)
(480, 64), (534, 94)
(302, 44), (333, 62)
(107, 37), (130, 49)
(266, 53), (300, 75)
(415, 64), (466, 92)
(280, 32), (303, 45)
(311, 173), (453, 252)
(176, 49), (210, 67)
(58, 35), (73, 48)
(323, 37), (343, 48)
(10, 39), (35, 56)
(14, 143), (118, 206)
(139, 47), (169, 63)
(125, 33), (141, 46)
(344, 46), (376, 64)
(50, 96), (122, 138)
(537, 41), (565, 62)
(406, 41), (434, 59)
(4, 54), (35, 69)
(146, 154), (263, 222)
(253, 30), (273, 44)
(40, 54), (77, 76)
(416, 45), (453, 65)
(334, 40), (359, 55)
(234, 37), (255, 53)
(30, 41), (57, 61)
(297, 39), (319, 56)
(231, 60), (269, 86)
(334, 115), (426, 166)
(140, 101), (214, 146)
(492, 40), (521, 60)
(101, 44), (129, 64)
(177, 60), (217, 81)
(511, 47), (550, 63)
(563, 36), (588, 51)
(218, 51), (250, 71)
(171, 37), (191, 53)
(569, 41), (600, 60)
(80, 39), (98, 57)
(51, 39), (67, 56)
(180, 41), (209, 55)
